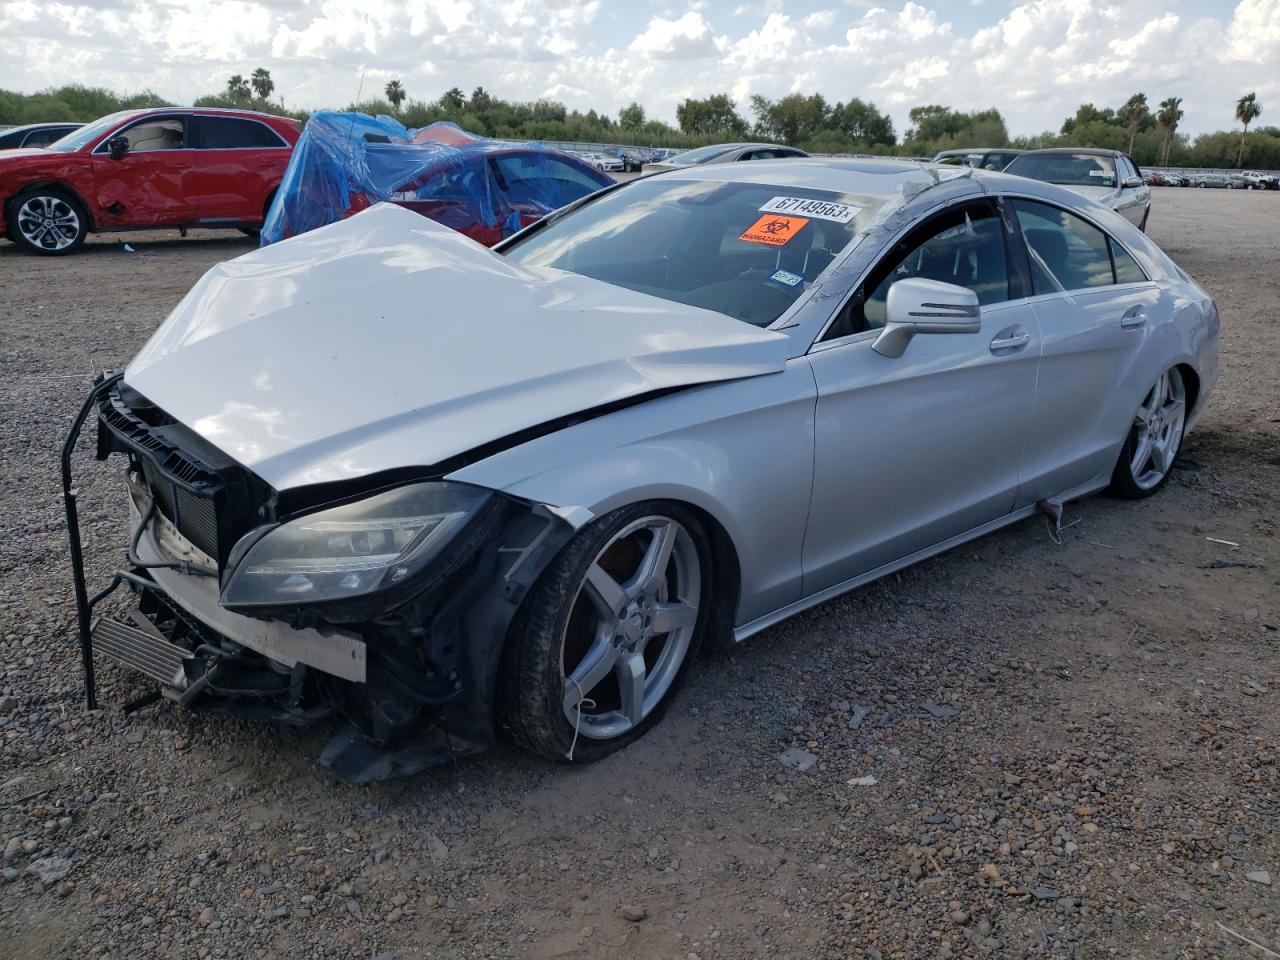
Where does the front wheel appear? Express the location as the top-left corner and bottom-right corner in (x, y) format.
(7, 187), (87, 255)
(497, 503), (711, 762)
(1109, 367), (1187, 499)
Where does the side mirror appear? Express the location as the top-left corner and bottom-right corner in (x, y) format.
(106, 135), (129, 160)
(872, 278), (981, 358)
(1122, 176), (1144, 189)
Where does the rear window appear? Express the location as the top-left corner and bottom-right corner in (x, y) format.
(1006, 153), (1116, 188)
(191, 116), (285, 149)
(502, 178), (878, 327)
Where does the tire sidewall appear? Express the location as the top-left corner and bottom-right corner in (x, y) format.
(499, 500), (713, 763)
(8, 187), (88, 256)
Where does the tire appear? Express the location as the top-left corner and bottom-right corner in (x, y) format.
(497, 501), (712, 763)
(6, 186), (88, 255)
(1108, 366), (1187, 499)
(239, 227), (261, 238)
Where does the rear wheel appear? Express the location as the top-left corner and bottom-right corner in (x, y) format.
(497, 503), (710, 763)
(1109, 366), (1186, 499)
(7, 187), (87, 255)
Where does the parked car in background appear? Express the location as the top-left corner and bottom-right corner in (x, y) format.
(642, 143), (809, 174)
(0, 122), (82, 149)
(262, 113), (613, 248)
(1240, 170), (1279, 190)
(1187, 173), (1234, 189)
(618, 148), (649, 172)
(69, 158), (1217, 778)
(1004, 148), (1151, 231)
(0, 107), (300, 255)
(580, 152), (624, 173)
(931, 148), (1024, 170)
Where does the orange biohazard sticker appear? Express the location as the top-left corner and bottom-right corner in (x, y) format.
(739, 214), (808, 247)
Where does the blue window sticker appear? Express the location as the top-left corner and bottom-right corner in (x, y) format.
(770, 269), (804, 287)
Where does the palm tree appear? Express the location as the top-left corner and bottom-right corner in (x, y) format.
(1156, 96), (1183, 165)
(1121, 93), (1147, 155)
(385, 79), (405, 112)
(250, 68), (274, 101)
(226, 74), (251, 103)
(1235, 92), (1262, 167)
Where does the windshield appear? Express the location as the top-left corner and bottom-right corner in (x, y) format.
(1006, 153), (1116, 188)
(668, 144), (737, 165)
(502, 178), (878, 327)
(47, 111), (135, 153)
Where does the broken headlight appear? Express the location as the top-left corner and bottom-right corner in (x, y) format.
(220, 482), (490, 607)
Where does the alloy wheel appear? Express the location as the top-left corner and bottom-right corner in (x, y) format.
(16, 194), (82, 251)
(1128, 368), (1186, 491)
(560, 515), (701, 740)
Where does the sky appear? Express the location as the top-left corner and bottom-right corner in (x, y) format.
(1, 0), (1277, 138)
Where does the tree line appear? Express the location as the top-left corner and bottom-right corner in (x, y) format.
(1, 77), (1273, 169)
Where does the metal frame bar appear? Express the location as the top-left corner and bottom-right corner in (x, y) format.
(61, 371), (123, 710)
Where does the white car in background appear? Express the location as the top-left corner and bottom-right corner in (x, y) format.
(581, 153), (624, 173)
(1004, 149), (1152, 231)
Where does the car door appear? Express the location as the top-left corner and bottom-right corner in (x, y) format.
(91, 114), (193, 227)
(1006, 197), (1161, 504)
(186, 114), (292, 224)
(802, 198), (1041, 595)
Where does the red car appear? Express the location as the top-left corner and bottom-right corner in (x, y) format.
(0, 107), (300, 255)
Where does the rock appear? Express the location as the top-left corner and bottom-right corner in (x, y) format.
(198, 906), (214, 924)
(847, 705), (869, 729)
(777, 748), (817, 773)
(950, 909), (969, 924)
(921, 701), (960, 719)
(390, 892), (408, 907)
(1246, 870), (1271, 885)
(3, 837), (20, 861)
(26, 856), (72, 885)
(426, 834), (449, 863)
(979, 863), (1001, 881)
(1031, 888), (1060, 901)
(847, 775), (878, 787)
(620, 904), (647, 922)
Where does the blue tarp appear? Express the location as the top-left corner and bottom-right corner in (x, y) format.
(262, 111), (611, 246)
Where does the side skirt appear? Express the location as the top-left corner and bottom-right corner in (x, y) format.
(733, 473), (1110, 644)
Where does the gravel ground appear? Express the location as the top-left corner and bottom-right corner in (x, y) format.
(0, 189), (1277, 960)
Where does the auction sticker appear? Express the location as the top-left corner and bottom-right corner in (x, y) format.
(739, 214), (808, 247)
(759, 196), (860, 223)
(770, 269), (804, 287)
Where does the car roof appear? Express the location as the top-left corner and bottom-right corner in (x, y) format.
(3, 122), (81, 132)
(648, 156), (964, 201)
(1016, 147), (1125, 158)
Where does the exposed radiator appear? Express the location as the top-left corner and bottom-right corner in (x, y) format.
(92, 618), (191, 687)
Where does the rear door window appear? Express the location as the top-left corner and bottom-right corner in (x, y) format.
(1010, 199), (1148, 292)
(190, 116), (286, 149)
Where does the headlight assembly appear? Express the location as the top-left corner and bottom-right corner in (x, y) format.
(220, 482), (491, 608)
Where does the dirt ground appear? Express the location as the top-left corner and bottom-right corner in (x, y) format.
(0, 188), (1276, 960)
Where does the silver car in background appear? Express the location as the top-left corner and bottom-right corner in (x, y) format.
(1005, 148), (1152, 231)
(67, 159), (1218, 779)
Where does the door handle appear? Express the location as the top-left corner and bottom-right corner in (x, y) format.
(989, 333), (1030, 353)
(1120, 308), (1147, 329)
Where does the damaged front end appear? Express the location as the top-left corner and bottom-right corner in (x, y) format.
(63, 375), (574, 781)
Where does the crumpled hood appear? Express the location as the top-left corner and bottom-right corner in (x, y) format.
(126, 203), (791, 491)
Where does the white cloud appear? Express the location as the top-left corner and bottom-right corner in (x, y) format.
(0, 0), (1275, 138)
(630, 11), (718, 59)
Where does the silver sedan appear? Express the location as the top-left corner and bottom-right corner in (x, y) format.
(75, 158), (1218, 777)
